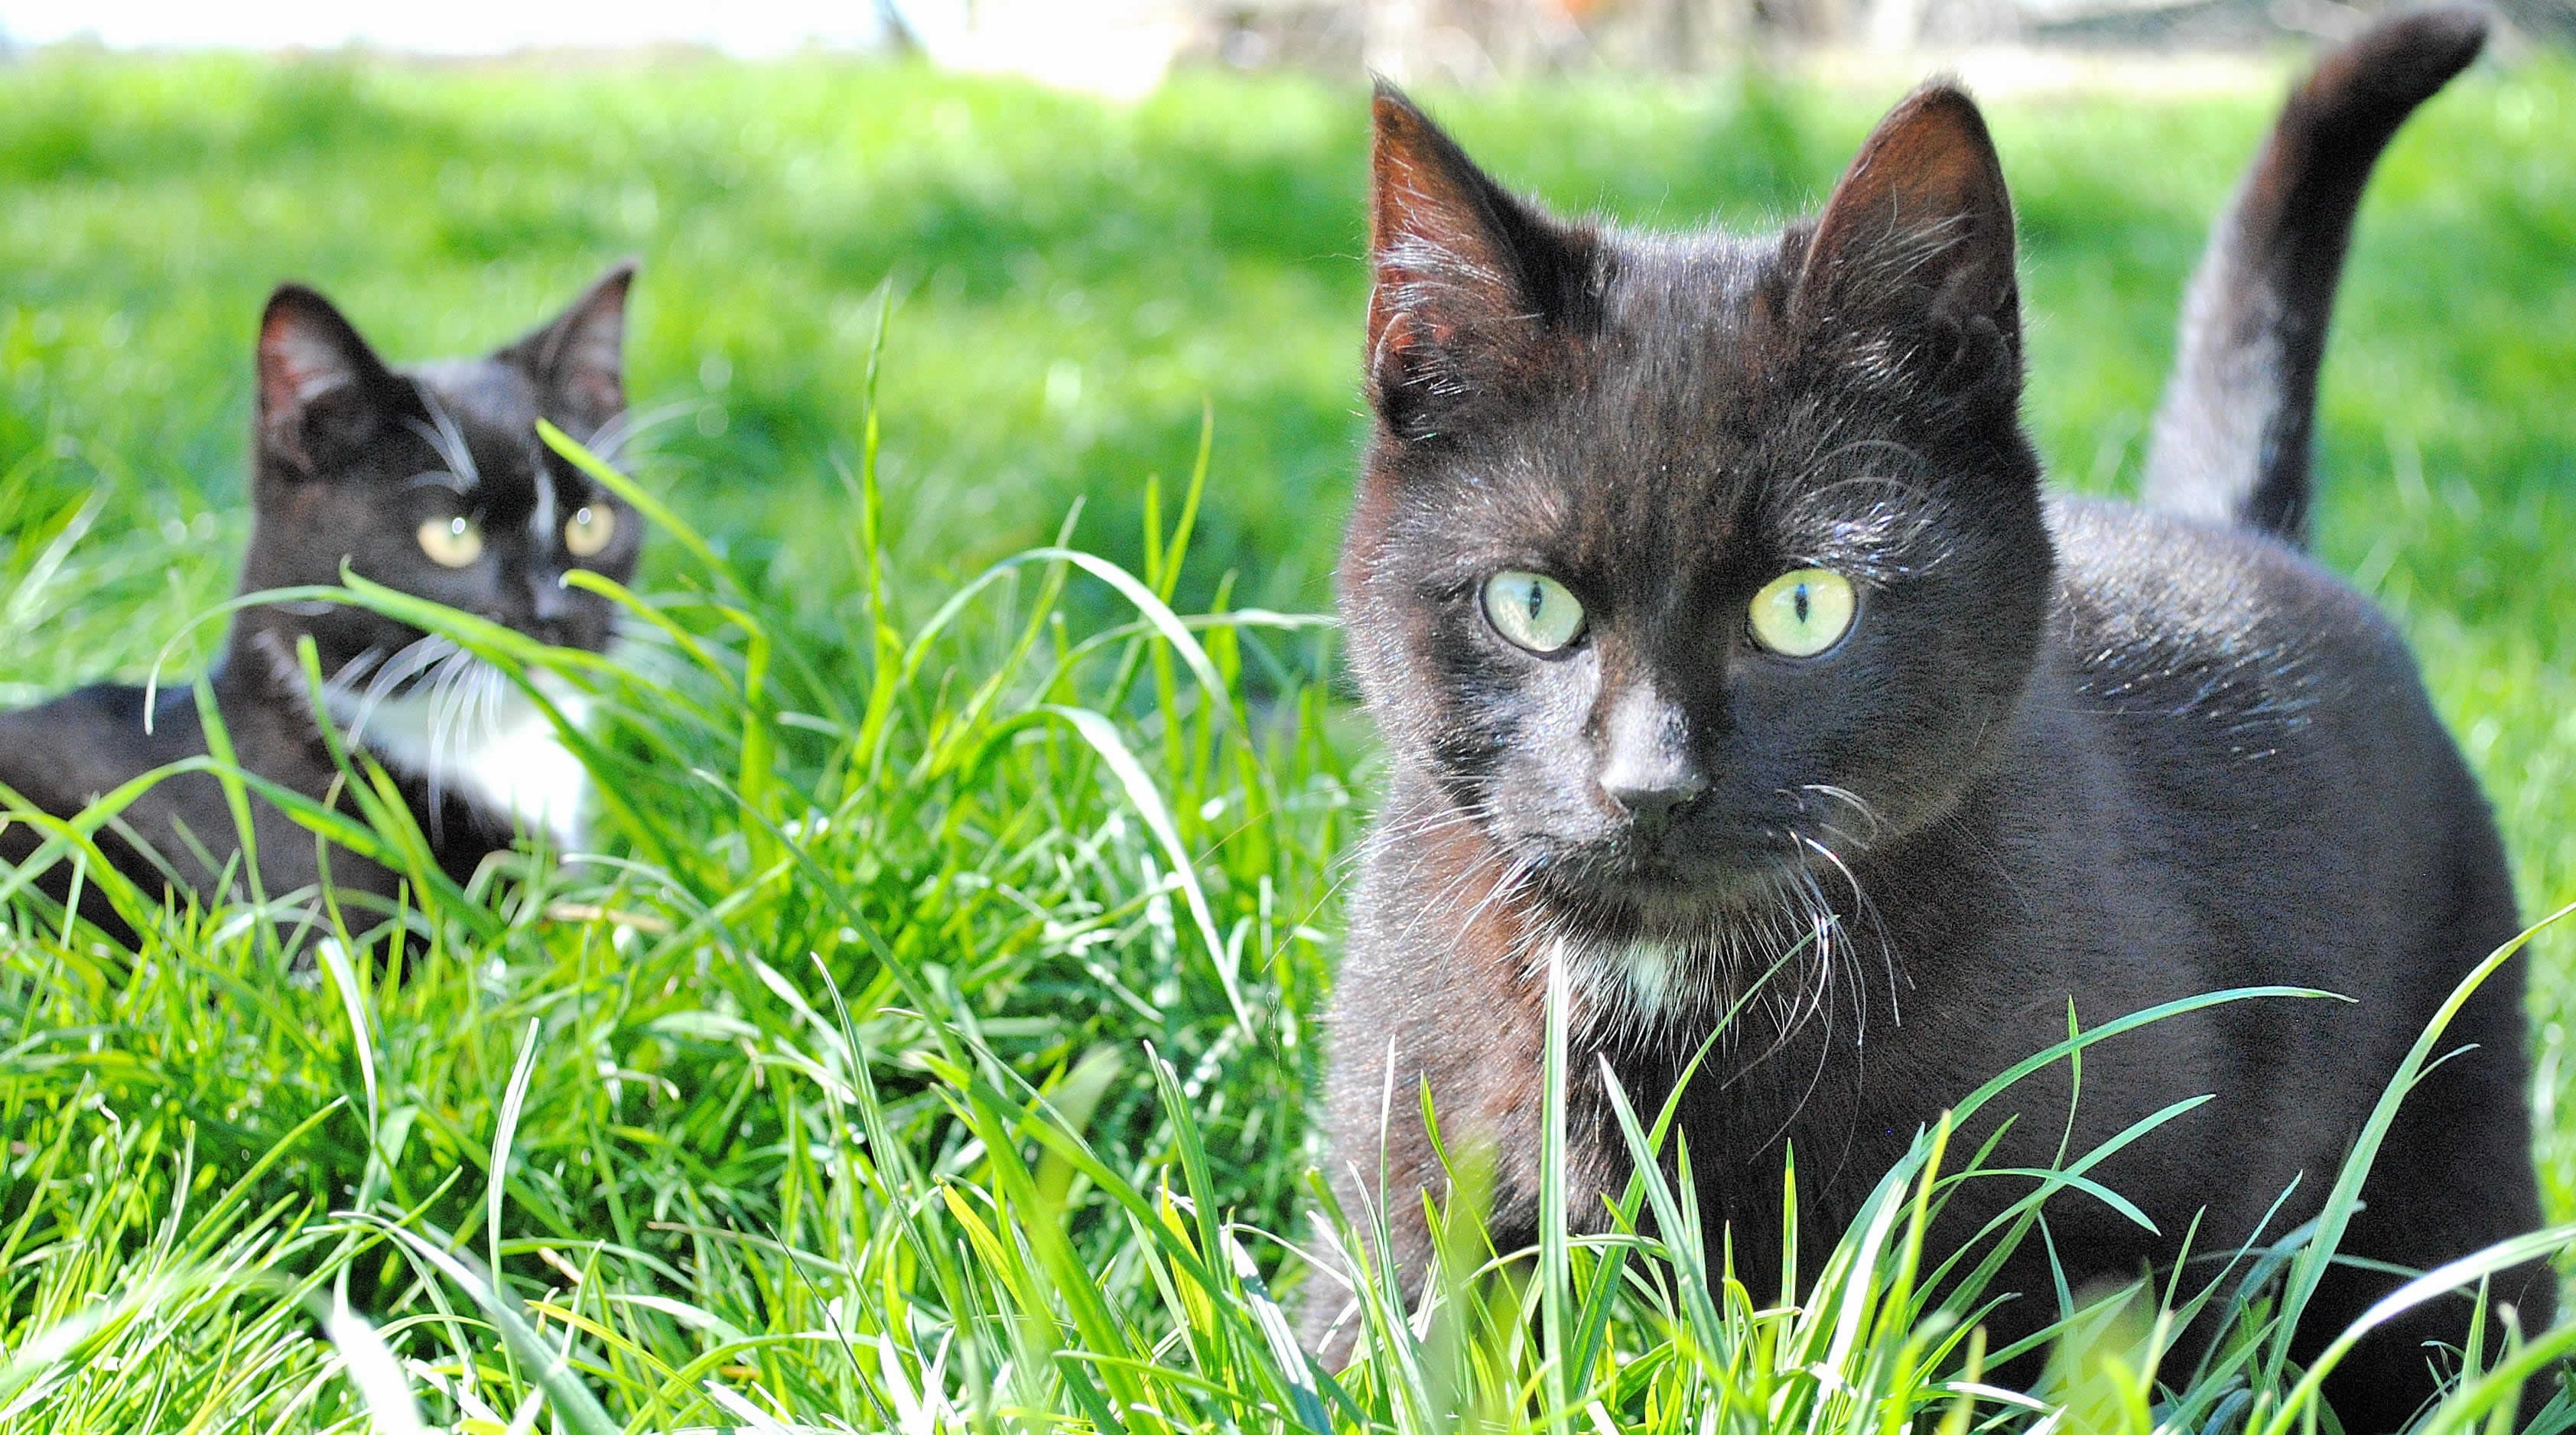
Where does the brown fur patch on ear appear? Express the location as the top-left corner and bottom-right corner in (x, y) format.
(1368, 86), (1524, 374)
(260, 288), (368, 408)
(1365, 85), (1597, 438)
(1795, 84), (2018, 339)
(256, 284), (395, 468)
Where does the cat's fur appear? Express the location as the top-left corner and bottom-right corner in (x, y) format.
(2143, 15), (2487, 546)
(1311, 10), (2545, 1422)
(0, 265), (643, 944)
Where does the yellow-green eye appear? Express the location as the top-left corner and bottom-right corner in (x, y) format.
(1482, 571), (1585, 654)
(417, 514), (484, 568)
(1748, 568), (1856, 657)
(565, 503), (615, 559)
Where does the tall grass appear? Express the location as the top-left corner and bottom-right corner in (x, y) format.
(2, 53), (2568, 1064)
(0, 327), (2570, 1427)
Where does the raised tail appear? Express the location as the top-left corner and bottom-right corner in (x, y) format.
(2141, 8), (2486, 548)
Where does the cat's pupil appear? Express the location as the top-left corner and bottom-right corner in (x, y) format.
(1525, 583), (1543, 622)
(1793, 585), (1810, 624)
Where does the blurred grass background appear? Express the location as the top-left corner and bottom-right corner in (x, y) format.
(1, 45), (2571, 1201)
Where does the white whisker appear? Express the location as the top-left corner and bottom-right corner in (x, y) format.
(316, 634), (591, 852)
(404, 394), (481, 492)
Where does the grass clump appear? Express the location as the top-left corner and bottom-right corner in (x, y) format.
(0, 363), (1356, 1424)
(0, 353), (2569, 1430)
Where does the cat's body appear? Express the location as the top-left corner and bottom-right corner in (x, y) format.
(1333, 495), (2523, 1341)
(1312, 11), (2545, 1423)
(0, 267), (641, 943)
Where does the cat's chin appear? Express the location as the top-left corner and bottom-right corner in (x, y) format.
(1511, 835), (1807, 928)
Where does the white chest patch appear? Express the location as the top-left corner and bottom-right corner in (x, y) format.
(1621, 939), (1681, 1013)
(1553, 933), (1693, 1023)
(327, 675), (594, 851)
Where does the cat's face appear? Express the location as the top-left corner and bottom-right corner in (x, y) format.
(234, 266), (642, 687)
(1342, 88), (2054, 936)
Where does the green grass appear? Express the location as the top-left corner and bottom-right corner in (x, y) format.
(0, 47), (2571, 1430)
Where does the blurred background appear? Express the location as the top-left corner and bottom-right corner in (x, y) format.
(14, 0), (2576, 73)
(7, 0), (2568, 613)
(0, 2), (2571, 1196)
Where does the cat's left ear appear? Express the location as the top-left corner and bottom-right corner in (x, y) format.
(1793, 85), (2020, 394)
(1368, 83), (1597, 438)
(503, 259), (637, 434)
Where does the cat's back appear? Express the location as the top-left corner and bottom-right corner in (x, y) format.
(0, 681), (207, 812)
(0, 681), (215, 933)
(2039, 496), (2513, 997)
(2047, 496), (2444, 771)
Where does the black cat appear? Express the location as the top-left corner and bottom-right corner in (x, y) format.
(1310, 10), (2547, 1423)
(0, 265), (643, 945)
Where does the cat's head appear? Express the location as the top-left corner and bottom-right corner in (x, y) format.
(1340, 85), (2054, 937)
(233, 264), (643, 684)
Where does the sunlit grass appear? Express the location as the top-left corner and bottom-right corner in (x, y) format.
(2, 396), (2567, 1426)
(0, 49), (2571, 1430)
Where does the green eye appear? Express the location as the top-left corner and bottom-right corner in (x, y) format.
(417, 514), (485, 568)
(1748, 568), (1856, 657)
(564, 503), (615, 559)
(1482, 571), (1585, 654)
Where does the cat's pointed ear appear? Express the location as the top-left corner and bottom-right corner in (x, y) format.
(257, 284), (407, 475)
(504, 259), (636, 434)
(1793, 85), (2020, 392)
(1368, 83), (1592, 436)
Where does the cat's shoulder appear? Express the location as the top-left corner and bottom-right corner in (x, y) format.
(2042, 495), (2425, 730)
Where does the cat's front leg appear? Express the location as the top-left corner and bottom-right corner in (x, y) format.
(1303, 792), (1614, 1363)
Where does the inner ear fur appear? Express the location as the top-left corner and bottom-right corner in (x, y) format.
(256, 284), (410, 473)
(1367, 84), (1594, 434)
(1793, 84), (2021, 388)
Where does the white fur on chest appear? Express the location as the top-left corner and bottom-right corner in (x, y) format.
(1618, 938), (1682, 1011)
(1552, 933), (1694, 1024)
(327, 678), (593, 851)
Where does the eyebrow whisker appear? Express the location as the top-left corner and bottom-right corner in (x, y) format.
(405, 392), (482, 492)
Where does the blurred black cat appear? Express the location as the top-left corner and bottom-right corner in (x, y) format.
(0, 264), (643, 945)
(1310, 10), (2547, 1422)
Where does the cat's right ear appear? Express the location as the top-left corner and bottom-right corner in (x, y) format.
(1791, 84), (2021, 398)
(257, 285), (406, 477)
(1368, 84), (1592, 438)
(503, 259), (636, 435)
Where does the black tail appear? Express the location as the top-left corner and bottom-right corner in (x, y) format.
(2141, 8), (2485, 548)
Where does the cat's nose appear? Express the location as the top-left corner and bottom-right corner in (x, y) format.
(529, 571), (571, 623)
(1601, 770), (1709, 828)
(1597, 685), (1706, 831)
